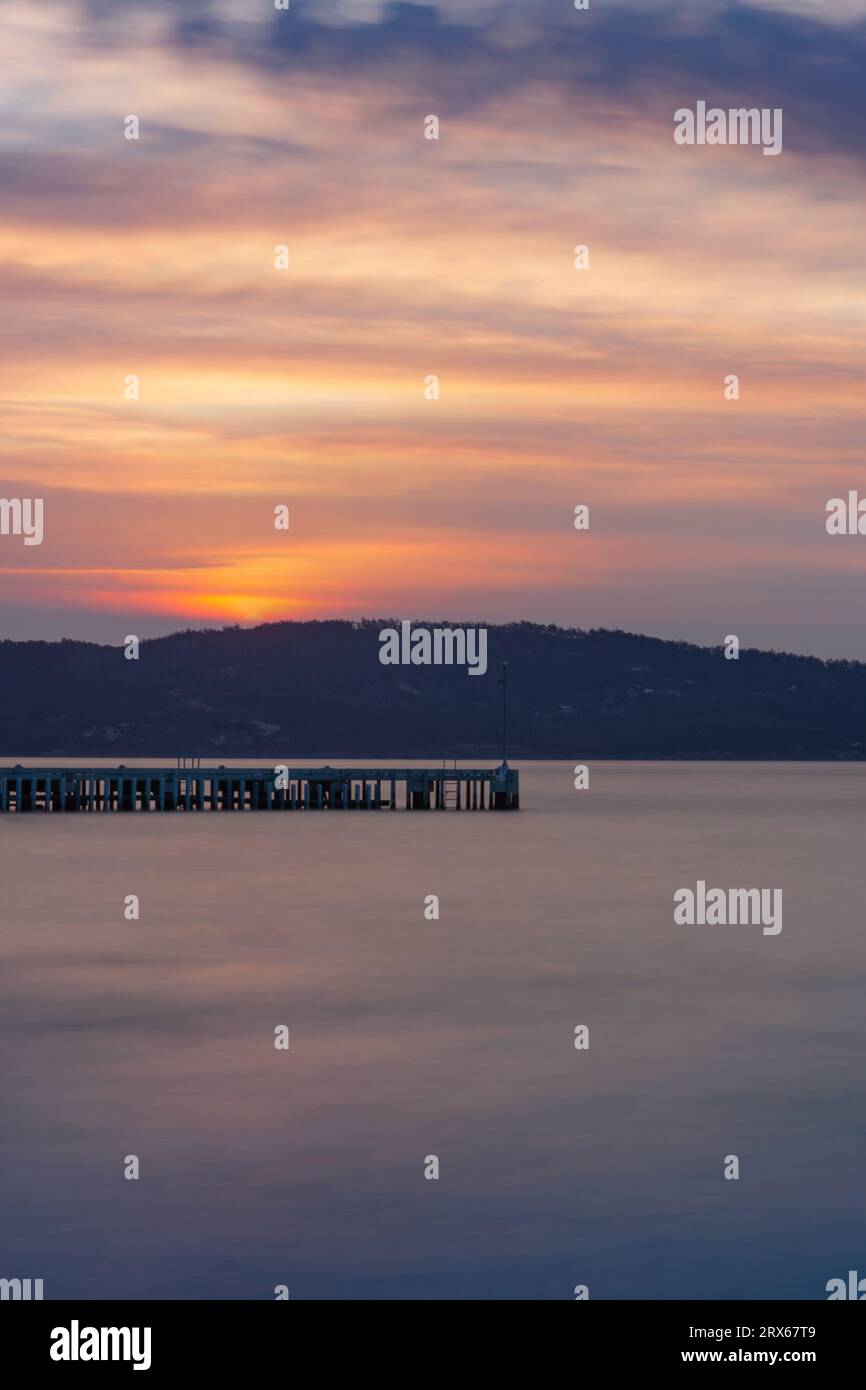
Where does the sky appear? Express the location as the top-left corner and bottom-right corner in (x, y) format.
(1, 0), (866, 655)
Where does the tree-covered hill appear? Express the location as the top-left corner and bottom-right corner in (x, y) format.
(0, 619), (863, 759)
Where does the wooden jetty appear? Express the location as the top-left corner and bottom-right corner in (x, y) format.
(0, 763), (520, 813)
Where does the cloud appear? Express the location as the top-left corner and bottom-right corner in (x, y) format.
(3, 0), (866, 653)
(3, 0), (857, 168)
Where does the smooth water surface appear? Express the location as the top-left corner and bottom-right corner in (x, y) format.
(2, 761), (864, 1299)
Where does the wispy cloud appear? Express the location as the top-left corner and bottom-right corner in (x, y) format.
(1, 0), (865, 653)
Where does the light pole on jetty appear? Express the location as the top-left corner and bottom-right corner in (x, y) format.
(498, 661), (508, 765)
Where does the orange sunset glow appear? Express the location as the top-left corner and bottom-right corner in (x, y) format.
(3, 0), (866, 653)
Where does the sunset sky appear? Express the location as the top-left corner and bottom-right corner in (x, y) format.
(2, 0), (866, 654)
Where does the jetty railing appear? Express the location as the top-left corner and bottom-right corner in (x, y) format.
(0, 764), (520, 813)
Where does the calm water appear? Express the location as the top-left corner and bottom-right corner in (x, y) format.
(2, 761), (864, 1300)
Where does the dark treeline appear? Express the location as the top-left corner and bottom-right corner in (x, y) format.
(1, 619), (864, 759)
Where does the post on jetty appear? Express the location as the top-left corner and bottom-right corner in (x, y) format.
(0, 763), (520, 814)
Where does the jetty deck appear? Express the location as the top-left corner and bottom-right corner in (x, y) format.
(0, 764), (519, 813)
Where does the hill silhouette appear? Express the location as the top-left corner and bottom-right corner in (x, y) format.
(0, 619), (864, 759)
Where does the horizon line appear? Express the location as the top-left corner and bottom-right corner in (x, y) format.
(0, 616), (861, 670)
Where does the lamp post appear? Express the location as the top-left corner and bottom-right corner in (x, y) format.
(498, 661), (508, 764)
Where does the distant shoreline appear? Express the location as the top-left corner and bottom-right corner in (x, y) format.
(2, 620), (864, 761)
